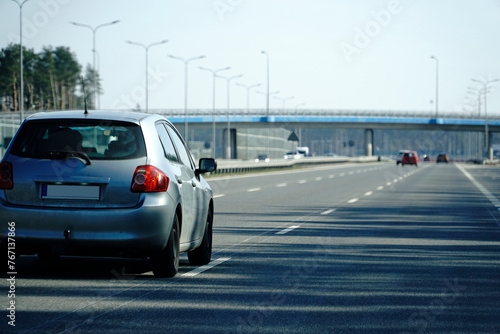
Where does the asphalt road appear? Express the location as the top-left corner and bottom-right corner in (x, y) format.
(2, 162), (500, 333)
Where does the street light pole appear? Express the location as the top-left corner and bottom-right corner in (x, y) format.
(467, 87), (482, 117)
(236, 83), (261, 113)
(467, 86), (483, 160)
(430, 55), (439, 119)
(217, 74), (243, 159)
(273, 95), (294, 115)
(168, 54), (206, 143)
(261, 51), (270, 118)
(471, 78), (499, 159)
(126, 39), (168, 113)
(70, 20), (120, 109)
(199, 66), (231, 158)
(10, 0), (31, 121)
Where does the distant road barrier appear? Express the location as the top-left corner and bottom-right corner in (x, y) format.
(213, 156), (383, 174)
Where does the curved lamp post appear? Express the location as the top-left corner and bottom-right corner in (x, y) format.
(430, 55), (439, 118)
(70, 19), (120, 109)
(217, 74), (243, 159)
(273, 95), (294, 115)
(126, 39), (168, 113)
(236, 83), (261, 113)
(471, 78), (499, 158)
(10, 0), (32, 121)
(261, 51), (271, 117)
(199, 66), (231, 157)
(168, 54), (206, 142)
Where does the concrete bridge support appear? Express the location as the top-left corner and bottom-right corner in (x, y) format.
(364, 129), (374, 156)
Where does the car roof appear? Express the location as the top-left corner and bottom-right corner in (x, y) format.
(25, 110), (164, 124)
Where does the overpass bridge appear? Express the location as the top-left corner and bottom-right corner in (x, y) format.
(164, 109), (500, 132)
(162, 109), (500, 159)
(1, 109), (499, 159)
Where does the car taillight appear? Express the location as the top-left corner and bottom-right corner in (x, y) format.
(0, 162), (13, 189)
(131, 165), (169, 193)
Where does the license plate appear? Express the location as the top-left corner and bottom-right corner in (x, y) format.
(42, 184), (100, 200)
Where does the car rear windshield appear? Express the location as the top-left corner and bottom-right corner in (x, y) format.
(9, 119), (146, 160)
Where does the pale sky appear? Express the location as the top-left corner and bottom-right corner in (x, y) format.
(1, 0), (499, 116)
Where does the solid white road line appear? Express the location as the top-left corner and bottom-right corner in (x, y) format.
(457, 164), (500, 211)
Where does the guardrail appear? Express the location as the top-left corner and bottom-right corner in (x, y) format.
(212, 156), (383, 175)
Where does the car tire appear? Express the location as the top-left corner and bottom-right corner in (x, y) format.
(187, 209), (213, 266)
(151, 213), (180, 278)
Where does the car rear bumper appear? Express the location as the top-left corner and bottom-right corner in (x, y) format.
(0, 193), (176, 257)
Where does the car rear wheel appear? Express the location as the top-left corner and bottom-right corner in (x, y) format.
(188, 209), (213, 266)
(151, 214), (180, 278)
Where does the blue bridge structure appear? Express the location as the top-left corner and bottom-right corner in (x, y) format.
(162, 109), (500, 158)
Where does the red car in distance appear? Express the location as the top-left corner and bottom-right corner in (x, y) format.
(401, 151), (419, 166)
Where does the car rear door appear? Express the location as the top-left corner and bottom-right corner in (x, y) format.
(162, 123), (207, 245)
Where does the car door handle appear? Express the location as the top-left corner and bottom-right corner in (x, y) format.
(191, 181), (196, 187)
(176, 177), (183, 184)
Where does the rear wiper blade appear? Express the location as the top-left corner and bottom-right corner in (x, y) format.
(41, 151), (92, 165)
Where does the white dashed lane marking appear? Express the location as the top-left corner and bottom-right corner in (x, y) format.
(182, 257), (231, 277)
(276, 225), (300, 235)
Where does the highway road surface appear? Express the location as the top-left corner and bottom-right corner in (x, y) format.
(3, 162), (500, 333)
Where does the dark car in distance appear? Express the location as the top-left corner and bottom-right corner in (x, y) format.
(437, 154), (449, 163)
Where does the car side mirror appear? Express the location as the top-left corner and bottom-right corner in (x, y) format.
(195, 158), (217, 177)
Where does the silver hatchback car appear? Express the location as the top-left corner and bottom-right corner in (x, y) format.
(0, 110), (217, 277)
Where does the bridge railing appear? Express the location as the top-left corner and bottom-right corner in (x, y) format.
(2, 108), (498, 120)
(138, 109), (500, 120)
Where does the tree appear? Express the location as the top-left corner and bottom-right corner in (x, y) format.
(0, 43), (31, 111)
(82, 64), (101, 109)
(0, 44), (83, 112)
(52, 46), (81, 110)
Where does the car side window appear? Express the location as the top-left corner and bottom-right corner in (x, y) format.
(155, 123), (178, 162)
(165, 124), (194, 170)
